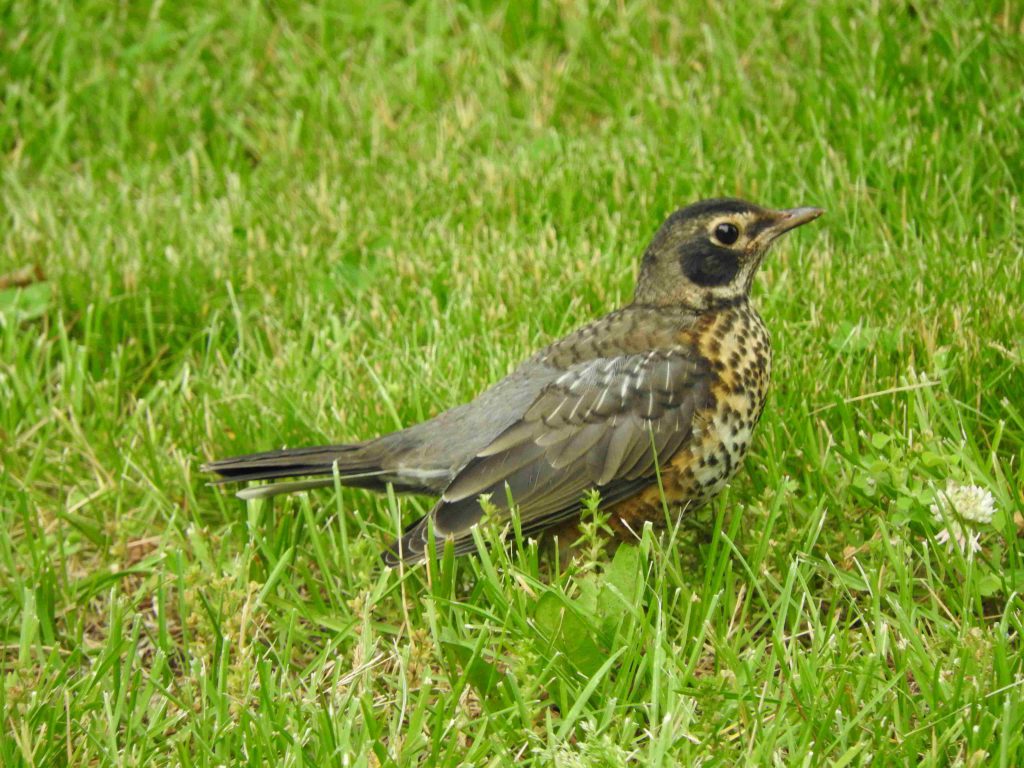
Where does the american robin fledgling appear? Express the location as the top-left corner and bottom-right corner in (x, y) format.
(204, 199), (823, 566)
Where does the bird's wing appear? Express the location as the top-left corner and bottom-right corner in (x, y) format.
(387, 345), (713, 562)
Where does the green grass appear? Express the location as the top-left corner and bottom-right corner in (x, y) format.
(2, 0), (1023, 764)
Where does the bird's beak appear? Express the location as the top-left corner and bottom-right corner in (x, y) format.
(760, 206), (825, 242)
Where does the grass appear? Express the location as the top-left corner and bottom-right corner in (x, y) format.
(1, 0), (1023, 764)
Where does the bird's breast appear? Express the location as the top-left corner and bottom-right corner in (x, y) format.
(691, 303), (772, 493)
(608, 302), (772, 532)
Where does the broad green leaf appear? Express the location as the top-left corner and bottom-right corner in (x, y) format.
(0, 281), (52, 323)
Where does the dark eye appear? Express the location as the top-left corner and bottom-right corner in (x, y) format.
(714, 222), (739, 245)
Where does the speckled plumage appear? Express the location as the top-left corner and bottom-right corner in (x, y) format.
(203, 198), (822, 566)
(606, 301), (772, 535)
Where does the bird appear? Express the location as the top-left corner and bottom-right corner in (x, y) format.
(203, 198), (823, 566)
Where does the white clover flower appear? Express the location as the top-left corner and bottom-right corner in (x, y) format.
(930, 481), (996, 525)
(929, 481), (996, 557)
(933, 522), (982, 557)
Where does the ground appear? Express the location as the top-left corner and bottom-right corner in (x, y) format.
(1, 1), (1023, 765)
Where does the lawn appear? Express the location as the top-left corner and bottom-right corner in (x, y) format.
(2, 1), (1023, 765)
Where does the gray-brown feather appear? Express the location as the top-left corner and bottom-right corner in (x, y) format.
(386, 307), (714, 563)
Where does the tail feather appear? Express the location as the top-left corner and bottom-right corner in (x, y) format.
(236, 477), (367, 501)
(203, 444), (363, 480)
(202, 442), (401, 493)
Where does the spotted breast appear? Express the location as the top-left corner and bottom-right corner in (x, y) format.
(607, 299), (772, 536)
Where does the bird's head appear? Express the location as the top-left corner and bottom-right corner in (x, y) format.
(634, 198), (823, 310)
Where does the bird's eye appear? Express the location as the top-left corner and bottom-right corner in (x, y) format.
(714, 222), (740, 245)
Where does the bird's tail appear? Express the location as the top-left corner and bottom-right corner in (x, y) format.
(202, 442), (394, 501)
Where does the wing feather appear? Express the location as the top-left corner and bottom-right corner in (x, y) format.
(421, 346), (713, 550)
